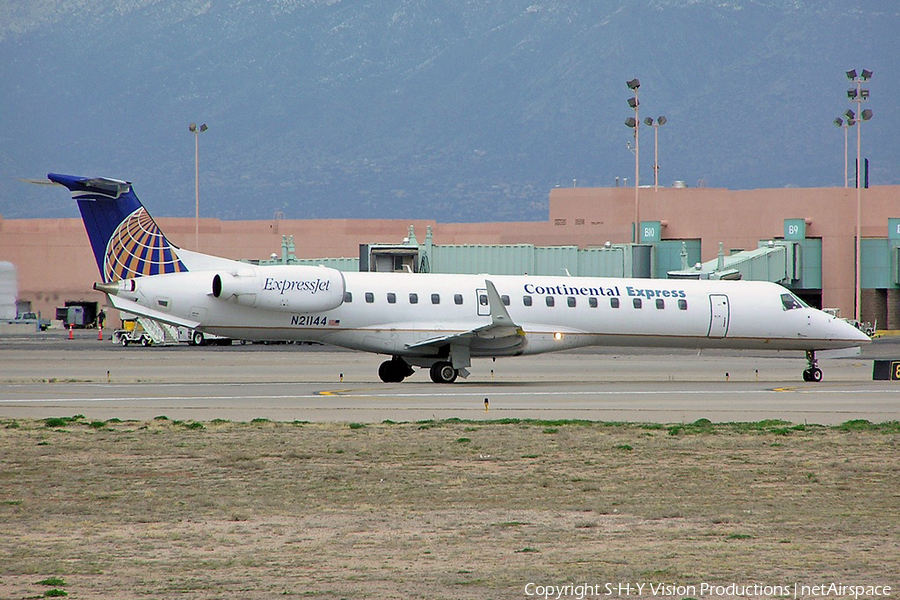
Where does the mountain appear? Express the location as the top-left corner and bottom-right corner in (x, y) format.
(0, 0), (897, 222)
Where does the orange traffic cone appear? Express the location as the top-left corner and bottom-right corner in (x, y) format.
(98, 327), (103, 341)
(68, 324), (74, 340)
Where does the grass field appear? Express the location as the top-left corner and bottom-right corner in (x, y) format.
(1, 416), (898, 599)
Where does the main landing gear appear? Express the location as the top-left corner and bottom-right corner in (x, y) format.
(802, 350), (823, 382)
(429, 361), (458, 384)
(377, 356), (461, 383)
(378, 356), (415, 383)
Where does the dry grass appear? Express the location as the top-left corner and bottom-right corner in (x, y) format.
(0, 417), (898, 599)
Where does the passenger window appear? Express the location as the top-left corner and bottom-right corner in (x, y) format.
(678, 299), (688, 310)
(589, 297), (598, 308)
(454, 294), (463, 305)
(567, 296), (576, 308)
(523, 296), (533, 307)
(409, 293), (418, 304)
(501, 295), (510, 306)
(479, 294), (488, 306)
(610, 297), (620, 309)
(344, 292), (353, 303)
(656, 298), (665, 309)
(365, 292), (374, 303)
(431, 293), (440, 305)
(633, 298), (642, 309)
(781, 293), (803, 310)
(387, 292), (396, 304)
(546, 297), (555, 307)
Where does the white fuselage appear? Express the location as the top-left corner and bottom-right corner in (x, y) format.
(109, 258), (870, 361)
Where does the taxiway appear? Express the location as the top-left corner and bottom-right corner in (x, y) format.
(1, 334), (898, 424)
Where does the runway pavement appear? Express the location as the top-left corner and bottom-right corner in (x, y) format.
(2, 332), (899, 424)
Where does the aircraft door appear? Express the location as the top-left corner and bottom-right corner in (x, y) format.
(708, 294), (730, 338)
(475, 288), (490, 316)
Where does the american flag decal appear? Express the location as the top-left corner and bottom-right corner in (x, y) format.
(328, 319), (341, 326)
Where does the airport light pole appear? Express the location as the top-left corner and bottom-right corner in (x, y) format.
(833, 117), (852, 189)
(189, 122), (208, 251)
(644, 116), (666, 191)
(625, 78), (641, 243)
(846, 68), (873, 323)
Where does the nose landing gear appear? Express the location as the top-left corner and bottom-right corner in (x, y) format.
(802, 350), (823, 382)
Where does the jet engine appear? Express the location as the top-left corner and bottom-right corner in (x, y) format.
(212, 265), (345, 313)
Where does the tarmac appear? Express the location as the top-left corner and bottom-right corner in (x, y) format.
(1, 330), (899, 425)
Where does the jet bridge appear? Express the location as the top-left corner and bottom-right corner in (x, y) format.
(667, 240), (800, 284)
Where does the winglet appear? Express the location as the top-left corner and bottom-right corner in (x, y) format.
(484, 279), (517, 328)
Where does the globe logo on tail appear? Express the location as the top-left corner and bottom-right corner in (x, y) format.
(104, 207), (186, 281)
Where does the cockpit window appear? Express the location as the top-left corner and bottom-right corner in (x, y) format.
(781, 293), (804, 311)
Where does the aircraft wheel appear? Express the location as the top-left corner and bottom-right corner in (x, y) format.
(430, 361), (458, 384)
(378, 360), (402, 383)
(802, 368), (823, 382)
(378, 360), (392, 383)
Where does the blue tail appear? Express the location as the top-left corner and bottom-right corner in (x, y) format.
(49, 173), (187, 283)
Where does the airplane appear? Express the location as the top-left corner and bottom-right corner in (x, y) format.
(49, 172), (870, 383)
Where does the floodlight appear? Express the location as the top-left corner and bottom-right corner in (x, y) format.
(846, 69), (857, 80)
(644, 117), (653, 126)
(657, 116), (667, 126)
(199, 124), (208, 132)
(626, 78), (640, 90)
(847, 89), (858, 99)
(189, 123), (197, 132)
(624, 117), (636, 128)
(628, 97), (638, 108)
(861, 69), (873, 80)
(861, 108), (873, 121)
(860, 89), (869, 99)
(845, 109), (856, 121)
(834, 118), (843, 127)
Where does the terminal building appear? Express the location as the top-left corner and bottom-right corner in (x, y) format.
(1, 183), (899, 329)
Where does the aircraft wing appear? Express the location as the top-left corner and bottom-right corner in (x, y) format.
(99, 287), (202, 330)
(405, 279), (526, 351)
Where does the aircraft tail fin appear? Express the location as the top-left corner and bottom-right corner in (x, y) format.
(49, 173), (187, 283)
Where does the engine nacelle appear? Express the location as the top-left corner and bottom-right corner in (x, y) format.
(212, 265), (345, 313)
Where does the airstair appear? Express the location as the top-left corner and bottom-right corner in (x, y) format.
(137, 317), (180, 346)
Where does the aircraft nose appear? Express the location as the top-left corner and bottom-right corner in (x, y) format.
(840, 319), (871, 344)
